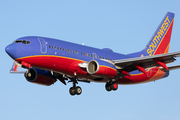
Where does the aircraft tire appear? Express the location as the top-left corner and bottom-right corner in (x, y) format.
(111, 83), (118, 91)
(69, 87), (76, 96)
(75, 86), (82, 95)
(105, 83), (111, 91)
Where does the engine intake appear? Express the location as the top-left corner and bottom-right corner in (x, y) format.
(87, 60), (117, 78)
(24, 68), (56, 86)
(87, 60), (99, 74)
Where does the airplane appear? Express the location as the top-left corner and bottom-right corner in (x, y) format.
(5, 12), (180, 96)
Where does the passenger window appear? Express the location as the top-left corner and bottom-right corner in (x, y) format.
(49, 45), (51, 48)
(76, 51), (78, 54)
(52, 46), (54, 49)
(55, 46), (57, 49)
(57, 47), (59, 50)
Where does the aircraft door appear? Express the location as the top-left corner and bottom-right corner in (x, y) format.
(38, 38), (47, 54)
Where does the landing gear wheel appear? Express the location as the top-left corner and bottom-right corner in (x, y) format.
(75, 86), (82, 95)
(111, 83), (118, 91)
(69, 87), (76, 96)
(69, 78), (83, 96)
(105, 83), (111, 92)
(105, 82), (118, 92)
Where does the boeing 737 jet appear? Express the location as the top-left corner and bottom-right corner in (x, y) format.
(5, 12), (180, 96)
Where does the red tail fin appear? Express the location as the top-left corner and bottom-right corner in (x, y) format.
(146, 12), (175, 56)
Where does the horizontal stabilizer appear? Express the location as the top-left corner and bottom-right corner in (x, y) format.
(160, 64), (180, 71)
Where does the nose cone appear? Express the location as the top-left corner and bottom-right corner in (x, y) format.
(5, 44), (17, 59)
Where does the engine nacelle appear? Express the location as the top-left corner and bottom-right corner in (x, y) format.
(87, 60), (117, 78)
(24, 68), (56, 86)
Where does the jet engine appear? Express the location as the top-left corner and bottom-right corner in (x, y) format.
(24, 68), (56, 86)
(87, 60), (117, 78)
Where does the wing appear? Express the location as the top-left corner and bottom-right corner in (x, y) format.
(113, 51), (180, 72)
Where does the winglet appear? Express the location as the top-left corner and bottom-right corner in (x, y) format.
(10, 61), (25, 73)
(10, 62), (18, 72)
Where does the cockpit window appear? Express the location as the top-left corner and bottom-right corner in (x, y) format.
(14, 40), (31, 44)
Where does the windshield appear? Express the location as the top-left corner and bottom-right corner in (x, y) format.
(14, 40), (30, 44)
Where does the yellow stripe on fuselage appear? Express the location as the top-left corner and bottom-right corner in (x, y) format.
(15, 55), (86, 63)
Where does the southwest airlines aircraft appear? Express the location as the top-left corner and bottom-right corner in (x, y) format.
(5, 12), (180, 96)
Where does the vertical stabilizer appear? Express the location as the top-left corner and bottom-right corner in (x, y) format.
(128, 12), (174, 57)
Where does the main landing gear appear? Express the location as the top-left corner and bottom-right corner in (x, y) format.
(105, 80), (118, 92)
(69, 78), (82, 96)
(66, 77), (117, 95)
